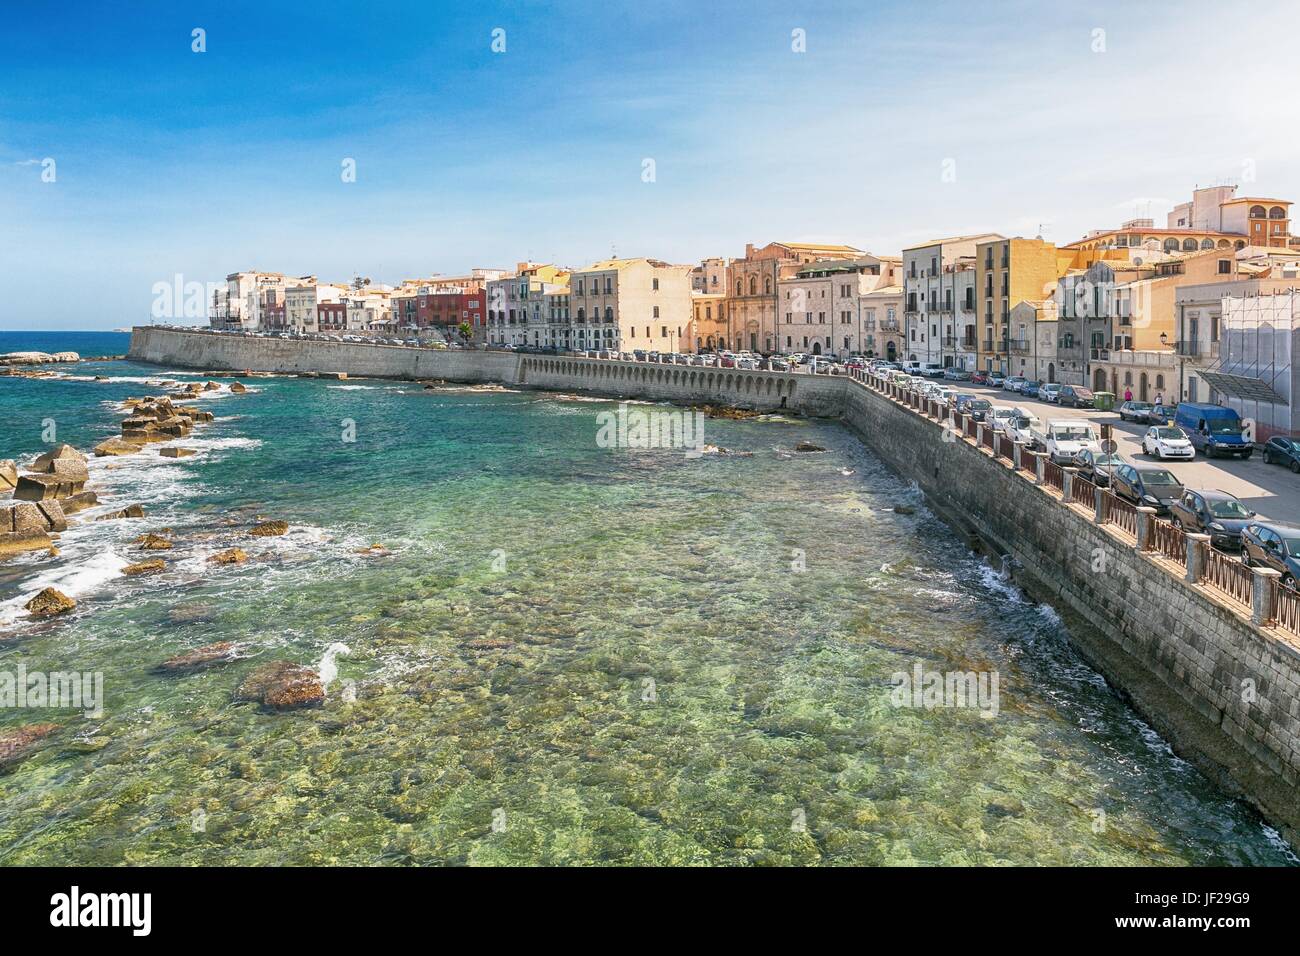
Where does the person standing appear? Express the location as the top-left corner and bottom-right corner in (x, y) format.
(1124, 386), (1133, 402)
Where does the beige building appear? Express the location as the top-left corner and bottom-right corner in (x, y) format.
(567, 257), (694, 353)
(776, 255), (900, 358)
(727, 241), (864, 354)
(285, 279), (346, 332)
(903, 234), (1002, 368)
(862, 285), (903, 362)
(486, 263), (570, 348)
(688, 292), (728, 352)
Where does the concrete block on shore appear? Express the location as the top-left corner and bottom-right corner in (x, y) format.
(13, 474), (85, 501)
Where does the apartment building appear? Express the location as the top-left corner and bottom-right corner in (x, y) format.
(691, 257), (731, 295)
(862, 285), (903, 362)
(775, 254), (900, 358)
(689, 292), (728, 352)
(728, 241), (864, 354)
(210, 271), (298, 330)
(485, 263), (570, 348)
(1167, 185), (1293, 249)
(566, 257), (693, 353)
(974, 237), (1069, 376)
(1087, 249), (1240, 399)
(903, 234), (1001, 368)
(285, 280), (346, 332)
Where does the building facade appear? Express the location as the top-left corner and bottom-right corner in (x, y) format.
(903, 234), (1001, 369)
(727, 241), (864, 354)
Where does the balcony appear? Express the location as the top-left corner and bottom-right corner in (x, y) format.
(1176, 340), (1220, 359)
(1008, 339), (1031, 354)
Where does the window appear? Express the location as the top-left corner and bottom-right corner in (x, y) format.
(1218, 259), (1231, 275)
(651, 278), (659, 291)
(652, 306), (659, 318)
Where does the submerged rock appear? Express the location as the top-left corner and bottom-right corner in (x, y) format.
(794, 441), (826, 453)
(208, 547), (247, 565)
(25, 587), (75, 617)
(229, 382), (248, 393)
(248, 520), (288, 537)
(155, 641), (240, 674)
(235, 661), (324, 710)
(122, 559), (166, 576)
(892, 505), (916, 515)
(0, 724), (59, 771)
(159, 447), (196, 458)
(97, 503), (146, 520)
(134, 533), (173, 551)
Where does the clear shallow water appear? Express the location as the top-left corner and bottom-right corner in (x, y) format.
(0, 347), (1293, 865)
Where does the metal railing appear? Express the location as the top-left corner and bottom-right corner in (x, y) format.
(1106, 493), (1138, 538)
(1071, 474), (1097, 507)
(1043, 459), (1063, 492)
(1275, 586), (1300, 634)
(1150, 519), (1187, 566)
(1204, 549), (1253, 608)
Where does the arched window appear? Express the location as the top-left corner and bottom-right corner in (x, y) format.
(764, 277), (772, 294)
(1182, 238), (1198, 252)
(736, 280), (742, 295)
(748, 277), (757, 296)
(1270, 206), (1287, 219)
(1124, 372), (1132, 386)
(1156, 374), (1165, 389)
(1163, 238), (1180, 252)
(1235, 240), (1246, 250)
(1200, 238), (1215, 250)
(1217, 239), (1232, 249)
(1251, 205), (1267, 218)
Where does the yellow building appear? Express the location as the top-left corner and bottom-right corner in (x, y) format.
(974, 237), (1072, 375)
(689, 292), (728, 352)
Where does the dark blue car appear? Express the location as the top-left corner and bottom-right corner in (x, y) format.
(1241, 521), (1300, 589)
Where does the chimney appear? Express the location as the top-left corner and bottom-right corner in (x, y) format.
(745, 243), (755, 258)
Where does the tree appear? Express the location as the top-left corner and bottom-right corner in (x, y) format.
(457, 321), (473, 343)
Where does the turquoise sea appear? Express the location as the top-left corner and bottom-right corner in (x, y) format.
(0, 334), (1292, 865)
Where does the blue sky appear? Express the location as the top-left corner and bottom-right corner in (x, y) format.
(3, 0), (1298, 328)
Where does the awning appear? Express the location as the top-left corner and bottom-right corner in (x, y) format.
(1197, 369), (1286, 404)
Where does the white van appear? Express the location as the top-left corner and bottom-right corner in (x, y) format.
(1043, 420), (1100, 463)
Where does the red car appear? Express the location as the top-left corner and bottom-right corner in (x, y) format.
(971, 371), (989, 385)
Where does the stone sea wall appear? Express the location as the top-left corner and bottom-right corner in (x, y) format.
(129, 326), (1300, 844)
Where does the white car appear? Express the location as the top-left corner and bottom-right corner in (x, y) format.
(990, 407), (1017, 433)
(1010, 411), (1043, 449)
(1143, 425), (1195, 460)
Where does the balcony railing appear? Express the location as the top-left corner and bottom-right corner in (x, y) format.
(1008, 339), (1031, 353)
(1177, 341), (1220, 359)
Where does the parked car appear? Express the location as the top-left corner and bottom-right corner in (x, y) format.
(955, 395), (991, 421)
(1009, 411), (1042, 449)
(943, 367), (971, 381)
(987, 373), (1006, 387)
(1241, 522), (1300, 588)
(1174, 402), (1253, 459)
(1263, 436), (1300, 473)
(1170, 489), (1255, 551)
(1020, 380), (1042, 398)
(1043, 420), (1100, 463)
(1142, 425), (1195, 461)
(1039, 383), (1063, 403)
(1003, 376), (1026, 392)
(920, 362), (945, 378)
(1058, 385), (1095, 409)
(1111, 465), (1185, 515)
(1073, 447), (1125, 488)
(989, 406), (1017, 433)
(970, 371), (990, 385)
(1118, 400), (1154, 423)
